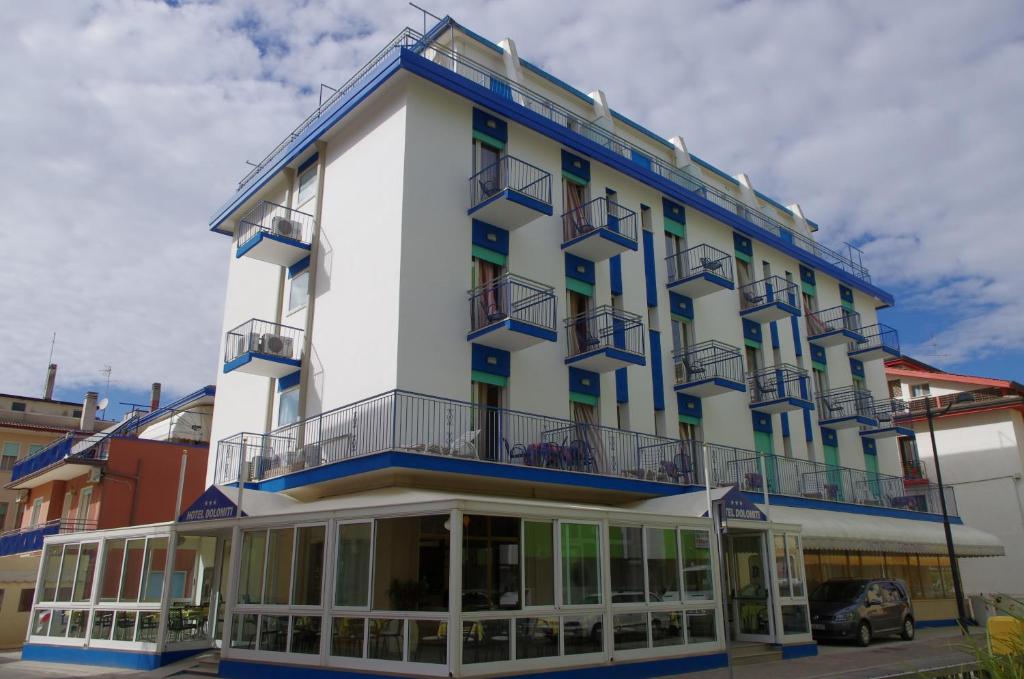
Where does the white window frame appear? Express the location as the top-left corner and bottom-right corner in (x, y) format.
(287, 271), (309, 315)
(277, 388), (300, 428)
(296, 166), (317, 207)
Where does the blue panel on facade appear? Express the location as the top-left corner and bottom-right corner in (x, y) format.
(850, 358), (865, 378)
(650, 330), (665, 411)
(473, 107), (508, 142)
(297, 152), (319, 174)
(803, 409), (814, 442)
(811, 344), (828, 365)
(781, 412), (790, 438)
(561, 149), (590, 181)
(278, 370), (301, 392)
(769, 321), (781, 350)
(752, 411), (773, 433)
(630, 148), (652, 170)
(863, 437), (878, 456)
(569, 367), (601, 396)
(615, 367), (629, 404)
(663, 197), (686, 224)
(490, 77), (512, 100)
(471, 219), (509, 255)
(471, 343), (511, 377)
(565, 253), (596, 284)
(287, 255), (310, 278)
(669, 291), (693, 319)
(642, 230), (658, 307)
(609, 255), (623, 295)
(791, 315), (803, 357)
(821, 427), (838, 447)
(840, 284), (855, 304)
(733, 232), (753, 257)
(800, 265), (816, 286)
(743, 319), (762, 344)
(677, 393), (702, 419)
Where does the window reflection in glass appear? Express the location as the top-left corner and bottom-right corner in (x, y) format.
(686, 608), (717, 643)
(68, 610), (88, 638)
(782, 605), (809, 635)
(237, 531), (266, 604)
(113, 611), (137, 641)
(292, 526), (325, 606)
(646, 528), (679, 602)
(331, 617), (365, 658)
(99, 540), (125, 602)
(264, 528), (294, 605)
(57, 545), (79, 601)
(259, 614), (289, 652)
(608, 526), (644, 603)
(462, 619), (508, 664)
(230, 613), (257, 649)
(136, 612), (160, 642)
(787, 535), (804, 597)
(775, 534), (791, 598)
(49, 609), (70, 637)
(524, 522), (553, 607)
(560, 523), (601, 606)
(336, 523), (371, 607)
(411, 619), (449, 664)
(73, 543), (98, 602)
(651, 611), (685, 647)
(368, 618), (404, 661)
(141, 538), (168, 603)
(681, 530), (713, 600)
(613, 612), (648, 650)
(91, 610), (114, 640)
(290, 615), (321, 654)
(32, 609), (52, 636)
(119, 539), (145, 602)
(373, 516), (449, 611)
(463, 515), (520, 611)
(563, 614), (602, 655)
(516, 617), (558, 659)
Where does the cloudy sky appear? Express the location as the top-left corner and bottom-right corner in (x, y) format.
(1, 0), (1022, 415)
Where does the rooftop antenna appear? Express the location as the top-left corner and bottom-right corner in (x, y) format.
(99, 365), (112, 419)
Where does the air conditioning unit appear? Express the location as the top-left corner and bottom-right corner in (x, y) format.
(272, 216), (300, 239)
(259, 333), (294, 359)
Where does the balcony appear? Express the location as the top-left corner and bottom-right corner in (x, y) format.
(861, 398), (914, 439)
(223, 319), (302, 378)
(467, 154), (553, 230)
(805, 306), (865, 347)
(707, 444), (957, 516)
(214, 390), (701, 494)
(561, 197), (638, 261)
(673, 340), (746, 397)
(9, 433), (110, 486)
(467, 273), (557, 351)
(848, 323), (900, 361)
(817, 387), (878, 429)
(747, 364), (813, 413)
(738, 275), (800, 323)
(235, 201), (314, 267)
(0, 518), (98, 557)
(902, 459), (930, 487)
(564, 305), (645, 372)
(665, 244), (734, 298)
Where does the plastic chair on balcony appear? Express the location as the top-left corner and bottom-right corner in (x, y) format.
(753, 376), (777, 401)
(503, 438), (528, 464)
(681, 357), (706, 381)
(821, 397), (844, 416)
(700, 256), (723, 273)
(743, 290), (765, 306)
(744, 472), (764, 492)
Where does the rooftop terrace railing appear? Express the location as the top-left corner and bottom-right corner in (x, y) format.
(468, 273), (556, 335)
(225, 25), (871, 283)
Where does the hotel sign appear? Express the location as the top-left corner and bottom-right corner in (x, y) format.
(178, 486), (246, 523)
(718, 486), (767, 522)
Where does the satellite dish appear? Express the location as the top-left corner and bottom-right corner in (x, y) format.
(97, 398), (109, 411)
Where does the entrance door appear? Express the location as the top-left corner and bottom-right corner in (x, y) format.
(729, 533), (773, 642)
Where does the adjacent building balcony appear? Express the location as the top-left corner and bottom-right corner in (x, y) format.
(738, 275), (800, 323)
(235, 200), (314, 267)
(860, 398), (914, 439)
(467, 154), (553, 230)
(223, 319), (302, 378)
(848, 323), (900, 361)
(817, 387), (878, 429)
(467, 273), (557, 351)
(673, 340), (746, 397)
(902, 459), (930, 487)
(665, 244), (735, 298)
(0, 518), (97, 557)
(564, 305), (646, 372)
(805, 306), (865, 347)
(561, 197), (638, 261)
(8, 432), (110, 487)
(707, 443), (956, 515)
(747, 364), (813, 413)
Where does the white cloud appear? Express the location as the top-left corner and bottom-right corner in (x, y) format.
(1, 0), (1021, 396)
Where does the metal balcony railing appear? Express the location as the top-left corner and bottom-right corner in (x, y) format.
(706, 443), (956, 516)
(805, 305), (862, 338)
(224, 319), (303, 364)
(903, 459), (927, 482)
(817, 387), (876, 422)
(902, 387), (1020, 418)
(849, 323), (899, 355)
(10, 433), (112, 483)
(468, 273), (556, 334)
(666, 244), (734, 286)
(561, 196), (638, 246)
(738, 275), (799, 313)
(214, 390), (698, 486)
(225, 24), (872, 283)
(468, 155), (552, 211)
(564, 305), (645, 359)
(236, 200), (315, 248)
(747, 364), (811, 405)
(674, 341), (744, 386)
(872, 398), (911, 427)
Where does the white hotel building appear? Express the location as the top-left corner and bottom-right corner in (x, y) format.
(20, 17), (1002, 677)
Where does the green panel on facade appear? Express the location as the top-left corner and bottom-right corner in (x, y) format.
(472, 130), (506, 149)
(735, 251), (752, 264)
(842, 300), (855, 312)
(811, 361), (827, 373)
(562, 170), (589, 186)
(744, 339), (762, 350)
(802, 282), (816, 296)
(569, 391), (598, 406)
(472, 245), (507, 267)
(823, 444), (845, 500)
(472, 370), (508, 387)
(565, 277), (595, 297)
(678, 414), (701, 426)
(664, 218), (686, 238)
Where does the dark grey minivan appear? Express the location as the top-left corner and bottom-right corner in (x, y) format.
(809, 578), (915, 646)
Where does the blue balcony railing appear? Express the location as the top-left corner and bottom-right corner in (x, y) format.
(224, 25), (872, 283)
(468, 273), (556, 336)
(468, 155), (552, 212)
(565, 305), (645, 360)
(0, 519), (97, 557)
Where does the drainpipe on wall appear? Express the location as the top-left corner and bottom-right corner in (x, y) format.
(264, 168), (297, 435)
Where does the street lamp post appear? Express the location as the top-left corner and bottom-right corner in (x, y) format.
(922, 393), (971, 632)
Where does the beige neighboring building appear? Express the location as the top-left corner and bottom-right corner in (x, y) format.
(0, 365), (113, 649)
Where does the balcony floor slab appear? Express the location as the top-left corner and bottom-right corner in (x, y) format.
(467, 188), (552, 231)
(750, 397), (814, 414)
(739, 301), (801, 324)
(565, 347), (646, 373)
(666, 271), (734, 298)
(848, 345), (901, 362)
(818, 415), (878, 430)
(236, 231), (311, 267)
(860, 425), (915, 440)
(674, 377), (746, 398)
(467, 319), (557, 351)
(807, 328), (865, 348)
(561, 227), (638, 261)
(224, 352), (301, 379)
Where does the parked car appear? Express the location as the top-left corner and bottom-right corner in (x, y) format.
(809, 578), (915, 646)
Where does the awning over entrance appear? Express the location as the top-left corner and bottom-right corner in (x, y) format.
(767, 505), (1004, 557)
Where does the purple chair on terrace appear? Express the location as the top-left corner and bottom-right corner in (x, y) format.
(745, 472), (764, 492)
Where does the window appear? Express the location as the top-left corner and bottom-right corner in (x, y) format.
(813, 369), (829, 399)
(0, 589), (5, 612)
(640, 204), (653, 231)
(373, 515), (449, 611)
(264, 528), (294, 605)
(910, 384), (931, 398)
(463, 515), (520, 611)
(335, 522), (371, 607)
(679, 421), (699, 443)
(277, 388), (299, 427)
(141, 537), (169, 602)
(608, 526), (644, 602)
(2, 442), (19, 470)
(560, 522), (601, 606)
(29, 497), (43, 527)
(645, 528), (679, 601)
(802, 292), (816, 315)
(297, 166), (317, 205)
(76, 487), (92, 528)
(887, 379), (902, 398)
(237, 531), (267, 604)
(18, 588), (33, 612)
(523, 521), (554, 607)
(0, 502), (8, 531)
(292, 525), (326, 606)
(11, 402), (26, 412)
(681, 530), (713, 600)
(288, 271), (309, 313)
(28, 443), (43, 454)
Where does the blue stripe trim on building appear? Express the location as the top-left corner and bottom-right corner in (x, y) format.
(609, 255), (623, 295)
(565, 253), (596, 284)
(770, 321), (781, 350)
(810, 343), (828, 365)
(677, 393), (703, 420)
(742, 319), (763, 345)
(561, 149), (591, 181)
(850, 358), (866, 378)
(472, 219), (510, 255)
(780, 642), (819, 659)
(278, 370), (301, 392)
(918, 619), (960, 629)
(569, 367), (601, 397)
(467, 320), (557, 345)
(791, 315), (803, 357)
(287, 255), (311, 278)
(650, 330), (665, 411)
(821, 427), (838, 447)
(752, 411), (773, 433)
(615, 367), (629, 404)
(780, 412), (790, 438)
(473, 107), (508, 143)
(803, 409), (814, 442)
(471, 343), (511, 377)
(663, 197), (685, 224)
(565, 347), (647, 368)
(642, 230), (658, 307)
(669, 291), (693, 320)
(21, 644), (204, 670)
(223, 353), (301, 374)
(297, 152), (319, 174)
